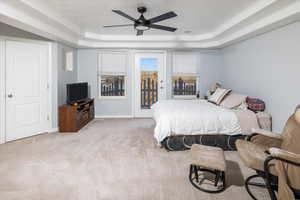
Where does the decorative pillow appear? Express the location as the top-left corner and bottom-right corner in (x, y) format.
(246, 97), (266, 112)
(236, 101), (248, 110)
(220, 93), (247, 109)
(208, 88), (231, 105)
(209, 82), (222, 94)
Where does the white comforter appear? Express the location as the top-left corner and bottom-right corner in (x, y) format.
(152, 100), (242, 143)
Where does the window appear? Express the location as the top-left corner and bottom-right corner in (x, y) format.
(172, 52), (199, 98)
(101, 75), (125, 96)
(173, 76), (197, 96)
(98, 52), (127, 98)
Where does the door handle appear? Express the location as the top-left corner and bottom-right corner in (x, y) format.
(7, 94), (13, 98)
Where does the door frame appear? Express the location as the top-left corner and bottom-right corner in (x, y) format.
(0, 37), (53, 144)
(132, 50), (167, 118)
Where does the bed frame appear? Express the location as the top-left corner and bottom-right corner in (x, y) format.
(161, 134), (246, 151)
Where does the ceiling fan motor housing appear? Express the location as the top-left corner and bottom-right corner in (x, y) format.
(137, 6), (147, 14)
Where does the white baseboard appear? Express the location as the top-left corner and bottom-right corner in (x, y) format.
(47, 127), (58, 133)
(95, 115), (134, 119)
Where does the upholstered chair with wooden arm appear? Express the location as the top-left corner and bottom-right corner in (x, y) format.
(236, 105), (300, 200)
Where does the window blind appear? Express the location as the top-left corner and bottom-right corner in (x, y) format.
(172, 52), (199, 76)
(98, 52), (127, 75)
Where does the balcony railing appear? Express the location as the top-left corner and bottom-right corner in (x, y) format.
(141, 78), (158, 109)
(101, 79), (125, 96)
(173, 79), (196, 96)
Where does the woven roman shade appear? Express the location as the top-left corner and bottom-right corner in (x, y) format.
(172, 52), (199, 76)
(98, 52), (127, 75)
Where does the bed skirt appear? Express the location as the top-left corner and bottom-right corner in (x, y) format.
(161, 134), (247, 151)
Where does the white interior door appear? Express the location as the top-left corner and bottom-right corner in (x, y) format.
(6, 40), (49, 141)
(134, 52), (166, 117)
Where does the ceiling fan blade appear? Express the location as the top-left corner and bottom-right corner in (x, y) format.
(136, 30), (143, 36)
(103, 24), (133, 28)
(112, 10), (136, 22)
(148, 11), (177, 23)
(148, 24), (177, 32)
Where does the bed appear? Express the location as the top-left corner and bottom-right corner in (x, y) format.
(152, 99), (260, 151)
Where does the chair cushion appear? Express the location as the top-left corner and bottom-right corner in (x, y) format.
(236, 140), (277, 175)
(190, 144), (226, 171)
(251, 134), (282, 149)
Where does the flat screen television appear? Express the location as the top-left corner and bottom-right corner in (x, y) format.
(66, 82), (88, 104)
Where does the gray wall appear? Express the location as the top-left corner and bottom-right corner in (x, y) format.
(57, 43), (78, 106)
(50, 43), (78, 129)
(77, 49), (133, 116)
(220, 21), (300, 132)
(199, 52), (222, 97)
(77, 49), (221, 116)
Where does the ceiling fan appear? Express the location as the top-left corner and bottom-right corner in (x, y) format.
(103, 7), (178, 36)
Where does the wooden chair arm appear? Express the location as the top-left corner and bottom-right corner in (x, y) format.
(269, 148), (300, 165)
(247, 128), (282, 141)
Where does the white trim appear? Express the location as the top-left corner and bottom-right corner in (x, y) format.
(173, 96), (197, 100)
(133, 50), (167, 117)
(19, 0), (82, 35)
(95, 115), (133, 119)
(47, 43), (54, 132)
(99, 96), (127, 100)
(0, 40), (5, 144)
(47, 127), (58, 133)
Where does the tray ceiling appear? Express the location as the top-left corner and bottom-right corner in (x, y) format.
(1, 0), (300, 48)
(41, 0), (260, 35)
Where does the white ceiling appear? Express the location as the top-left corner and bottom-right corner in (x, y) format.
(1, 0), (300, 48)
(40, 0), (260, 35)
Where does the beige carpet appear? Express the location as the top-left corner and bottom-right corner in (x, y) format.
(0, 119), (270, 200)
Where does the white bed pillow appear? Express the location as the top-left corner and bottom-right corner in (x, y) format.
(208, 88), (231, 105)
(220, 93), (247, 109)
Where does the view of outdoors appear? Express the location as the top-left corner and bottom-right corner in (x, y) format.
(101, 75), (125, 96)
(172, 76), (197, 96)
(140, 58), (158, 109)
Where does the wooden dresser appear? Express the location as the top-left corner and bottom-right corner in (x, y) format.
(59, 98), (95, 132)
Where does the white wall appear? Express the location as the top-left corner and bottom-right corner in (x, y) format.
(220, 21), (300, 132)
(77, 49), (221, 117)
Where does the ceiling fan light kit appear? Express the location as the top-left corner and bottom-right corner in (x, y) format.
(103, 6), (178, 36)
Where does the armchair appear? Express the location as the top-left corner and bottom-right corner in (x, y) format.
(236, 106), (300, 200)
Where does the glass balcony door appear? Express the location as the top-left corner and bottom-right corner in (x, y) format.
(134, 52), (166, 117)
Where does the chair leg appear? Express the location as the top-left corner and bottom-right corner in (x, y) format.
(194, 165), (199, 183)
(221, 171), (226, 188)
(214, 170), (221, 187)
(189, 165), (193, 180)
(265, 174), (277, 200)
(245, 174), (267, 200)
(189, 167), (226, 193)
